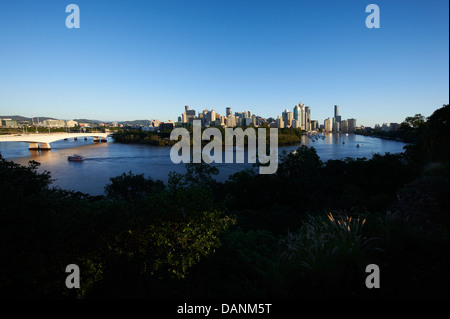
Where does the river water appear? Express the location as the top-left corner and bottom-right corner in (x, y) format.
(0, 134), (407, 195)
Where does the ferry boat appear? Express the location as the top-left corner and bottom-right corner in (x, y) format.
(68, 154), (83, 161)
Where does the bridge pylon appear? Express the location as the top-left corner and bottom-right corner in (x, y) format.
(29, 143), (40, 150)
(28, 142), (51, 150)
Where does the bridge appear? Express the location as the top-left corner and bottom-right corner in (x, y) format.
(0, 132), (111, 150)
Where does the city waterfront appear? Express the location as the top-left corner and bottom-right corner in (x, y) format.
(0, 134), (407, 195)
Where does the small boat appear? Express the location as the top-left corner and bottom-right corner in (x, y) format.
(356, 144), (360, 148)
(342, 141), (345, 144)
(68, 154), (83, 161)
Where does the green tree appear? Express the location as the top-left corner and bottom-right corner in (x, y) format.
(105, 171), (164, 201)
(401, 114), (426, 129)
(277, 145), (322, 179)
(424, 104), (449, 162)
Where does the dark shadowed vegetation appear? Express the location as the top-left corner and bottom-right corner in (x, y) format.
(0, 105), (448, 298)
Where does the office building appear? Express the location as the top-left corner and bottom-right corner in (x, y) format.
(305, 106), (311, 131)
(348, 118), (357, 132)
(276, 115), (284, 128)
(293, 104), (300, 122)
(324, 118), (333, 132)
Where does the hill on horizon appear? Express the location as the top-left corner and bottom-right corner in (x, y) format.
(1, 115), (155, 126)
(0, 115), (57, 122)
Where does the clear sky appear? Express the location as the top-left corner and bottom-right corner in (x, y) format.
(0, 0), (448, 127)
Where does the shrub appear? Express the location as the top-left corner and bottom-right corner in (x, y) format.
(281, 211), (382, 295)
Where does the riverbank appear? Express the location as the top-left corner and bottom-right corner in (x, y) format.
(112, 127), (304, 147)
(355, 129), (420, 144)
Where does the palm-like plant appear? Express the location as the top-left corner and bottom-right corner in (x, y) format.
(282, 211), (382, 290)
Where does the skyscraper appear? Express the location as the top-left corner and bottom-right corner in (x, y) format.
(340, 119), (348, 133)
(282, 109), (293, 127)
(299, 103), (305, 130)
(227, 114), (236, 127)
(226, 107), (232, 117)
(324, 118), (333, 132)
(210, 109), (216, 124)
(332, 118), (340, 132)
(293, 104), (300, 122)
(348, 118), (357, 132)
(334, 105), (341, 132)
(305, 106), (311, 131)
(276, 115), (284, 128)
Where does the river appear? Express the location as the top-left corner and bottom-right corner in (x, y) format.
(0, 133), (407, 195)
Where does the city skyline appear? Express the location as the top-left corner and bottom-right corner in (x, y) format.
(0, 101), (414, 133)
(0, 0), (448, 127)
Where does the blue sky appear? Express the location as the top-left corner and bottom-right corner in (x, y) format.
(0, 0), (448, 127)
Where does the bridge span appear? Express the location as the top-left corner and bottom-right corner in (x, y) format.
(0, 132), (111, 150)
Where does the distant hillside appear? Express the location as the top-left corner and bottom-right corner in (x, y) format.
(119, 120), (151, 126)
(73, 119), (103, 125)
(0, 115), (56, 122)
(0, 115), (153, 126)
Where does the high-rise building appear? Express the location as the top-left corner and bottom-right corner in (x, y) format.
(220, 115), (227, 126)
(276, 115), (284, 128)
(300, 103), (305, 130)
(333, 105), (342, 130)
(287, 111), (293, 127)
(226, 107), (232, 117)
(227, 114), (236, 127)
(305, 106), (311, 131)
(324, 118), (333, 132)
(282, 109), (288, 125)
(293, 105), (300, 122)
(235, 112), (245, 120)
(210, 109), (216, 124)
(282, 109), (293, 127)
(340, 119), (348, 133)
(181, 105), (196, 124)
(348, 118), (357, 132)
(332, 118), (340, 132)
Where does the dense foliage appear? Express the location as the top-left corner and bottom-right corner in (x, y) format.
(113, 126), (303, 146)
(0, 105), (448, 298)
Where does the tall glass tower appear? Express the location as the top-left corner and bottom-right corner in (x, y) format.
(334, 105), (339, 118)
(293, 105), (300, 122)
